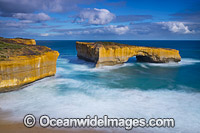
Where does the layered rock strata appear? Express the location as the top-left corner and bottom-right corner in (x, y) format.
(0, 37), (59, 92)
(76, 41), (181, 67)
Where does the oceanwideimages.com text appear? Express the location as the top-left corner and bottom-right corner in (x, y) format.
(23, 114), (175, 130)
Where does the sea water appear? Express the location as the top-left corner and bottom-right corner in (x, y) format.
(0, 40), (200, 133)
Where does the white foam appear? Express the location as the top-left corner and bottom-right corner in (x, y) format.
(56, 67), (71, 75)
(57, 58), (69, 65)
(68, 62), (134, 72)
(91, 63), (134, 72)
(58, 58), (200, 73)
(1, 57), (199, 132)
(147, 58), (200, 67)
(56, 58), (200, 75)
(139, 64), (149, 69)
(0, 77), (200, 133)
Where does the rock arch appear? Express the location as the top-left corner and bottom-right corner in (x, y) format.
(76, 41), (181, 67)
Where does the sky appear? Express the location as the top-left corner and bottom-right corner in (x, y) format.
(0, 0), (200, 40)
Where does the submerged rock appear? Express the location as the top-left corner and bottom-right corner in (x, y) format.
(0, 37), (59, 92)
(76, 41), (181, 67)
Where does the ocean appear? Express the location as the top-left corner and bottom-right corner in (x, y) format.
(0, 40), (200, 132)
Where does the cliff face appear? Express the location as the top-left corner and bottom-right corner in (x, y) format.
(76, 41), (181, 67)
(0, 37), (59, 92)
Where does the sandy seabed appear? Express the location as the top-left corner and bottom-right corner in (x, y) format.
(0, 110), (105, 133)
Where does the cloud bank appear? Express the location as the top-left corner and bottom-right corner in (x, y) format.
(0, 0), (199, 40)
(13, 13), (51, 23)
(105, 25), (129, 35)
(0, 0), (95, 16)
(73, 8), (115, 25)
(158, 21), (194, 34)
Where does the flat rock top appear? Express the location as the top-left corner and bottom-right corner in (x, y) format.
(0, 37), (52, 61)
(76, 41), (174, 50)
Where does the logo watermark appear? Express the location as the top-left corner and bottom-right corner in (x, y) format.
(23, 114), (175, 130)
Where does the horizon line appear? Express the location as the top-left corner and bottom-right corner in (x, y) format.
(35, 39), (200, 41)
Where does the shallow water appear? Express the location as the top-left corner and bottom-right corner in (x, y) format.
(0, 40), (200, 133)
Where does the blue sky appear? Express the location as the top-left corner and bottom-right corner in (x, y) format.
(0, 0), (200, 40)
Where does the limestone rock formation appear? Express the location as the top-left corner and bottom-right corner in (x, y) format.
(76, 41), (181, 67)
(0, 37), (59, 92)
(0, 37), (36, 45)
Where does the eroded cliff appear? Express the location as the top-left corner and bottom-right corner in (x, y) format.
(76, 41), (181, 67)
(0, 37), (59, 92)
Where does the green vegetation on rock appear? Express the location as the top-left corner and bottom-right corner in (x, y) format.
(0, 38), (51, 61)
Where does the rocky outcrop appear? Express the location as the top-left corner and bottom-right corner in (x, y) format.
(0, 37), (59, 92)
(0, 37), (36, 45)
(76, 41), (181, 67)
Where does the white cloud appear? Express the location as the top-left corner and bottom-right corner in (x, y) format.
(65, 31), (73, 35)
(105, 25), (129, 35)
(65, 30), (91, 35)
(158, 21), (194, 34)
(74, 8), (115, 25)
(5, 22), (25, 27)
(53, 25), (129, 35)
(40, 33), (49, 36)
(13, 13), (51, 23)
(0, 0), (92, 15)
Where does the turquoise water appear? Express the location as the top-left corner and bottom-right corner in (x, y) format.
(0, 40), (200, 132)
(40, 40), (200, 90)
